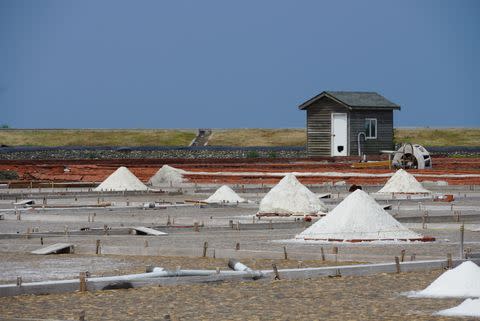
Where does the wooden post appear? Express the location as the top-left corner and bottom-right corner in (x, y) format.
(447, 253), (452, 269)
(235, 242), (240, 251)
(400, 249), (406, 262)
(272, 263), (280, 280)
(95, 239), (101, 255)
(395, 256), (400, 273)
(332, 247), (338, 262)
(460, 224), (465, 259)
(283, 246), (288, 260)
(79, 272), (87, 292)
(202, 241), (208, 257)
(320, 247), (325, 261)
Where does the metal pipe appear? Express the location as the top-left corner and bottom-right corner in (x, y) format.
(0, 268), (262, 290)
(357, 132), (366, 157)
(228, 259), (253, 272)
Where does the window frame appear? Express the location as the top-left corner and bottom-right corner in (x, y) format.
(365, 118), (377, 140)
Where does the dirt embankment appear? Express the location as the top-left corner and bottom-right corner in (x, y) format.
(0, 156), (479, 185)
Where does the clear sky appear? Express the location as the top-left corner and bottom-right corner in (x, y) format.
(1, 0), (479, 128)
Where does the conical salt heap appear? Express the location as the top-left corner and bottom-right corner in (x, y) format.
(258, 174), (327, 216)
(436, 298), (480, 317)
(148, 165), (187, 186)
(296, 189), (423, 241)
(377, 169), (430, 194)
(204, 185), (246, 203)
(94, 166), (148, 191)
(409, 261), (480, 298)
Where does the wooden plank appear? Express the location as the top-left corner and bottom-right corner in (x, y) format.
(132, 227), (168, 236)
(31, 243), (74, 255)
(351, 161), (391, 168)
(317, 193), (332, 199)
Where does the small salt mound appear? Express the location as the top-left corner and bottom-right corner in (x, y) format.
(377, 169), (430, 194)
(148, 165), (187, 186)
(436, 298), (480, 317)
(204, 185), (246, 203)
(258, 174), (327, 216)
(296, 189), (421, 241)
(410, 261), (480, 298)
(94, 166), (148, 191)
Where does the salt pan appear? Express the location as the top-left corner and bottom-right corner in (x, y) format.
(377, 169), (430, 194)
(204, 185), (246, 203)
(436, 298), (480, 317)
(94, 166), (148, 191)
(258, 174), (327, 216)
(148, 165), (187, 186)
(409, 261), (480, 298)
(297, 189), (421, 241)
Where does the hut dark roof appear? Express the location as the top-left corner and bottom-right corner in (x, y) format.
(298, 91), (401, 110)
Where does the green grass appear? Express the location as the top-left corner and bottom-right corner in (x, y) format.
(0, 129), (196, 147)
(0, 128), (478, 147)
(208, 129), (306, 147)
(394, 128), (480, 147)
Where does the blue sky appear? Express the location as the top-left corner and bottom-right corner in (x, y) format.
(1, 0), (479, 128)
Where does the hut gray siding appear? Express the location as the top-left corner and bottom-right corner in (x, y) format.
(349, 110), (394, 156)
(306, 98), (348, 157)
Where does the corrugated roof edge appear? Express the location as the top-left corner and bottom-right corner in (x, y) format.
(298, 91), (401, 110)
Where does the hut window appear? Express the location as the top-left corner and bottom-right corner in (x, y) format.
(365, 118), (377, 139)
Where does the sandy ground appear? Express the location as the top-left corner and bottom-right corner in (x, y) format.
(0, 269), (467, 320)
(0, 185), (479, 320)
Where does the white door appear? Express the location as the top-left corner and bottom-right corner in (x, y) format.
(331, 113), (348, 156)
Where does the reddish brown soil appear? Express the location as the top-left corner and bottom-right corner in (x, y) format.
(1, 156), (479, 185)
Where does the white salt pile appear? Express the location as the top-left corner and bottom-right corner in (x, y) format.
(204, 185), (246, 203)
(377, 169), (430, 194)
(409, 261), (480, 298)
(94, 166), (148, 191)
(436, 298), (480, 317)
(148, 165), (187, 186)
(258, 174), (327, 216)
(296, 189), (422, 241)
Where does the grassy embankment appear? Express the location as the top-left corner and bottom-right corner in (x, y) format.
(0, 128), (478, 147)
(0, 129), (196, 147)
(208, 128), (480, 147)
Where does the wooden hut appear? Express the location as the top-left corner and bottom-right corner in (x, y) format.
(298, 91), (400, 157)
